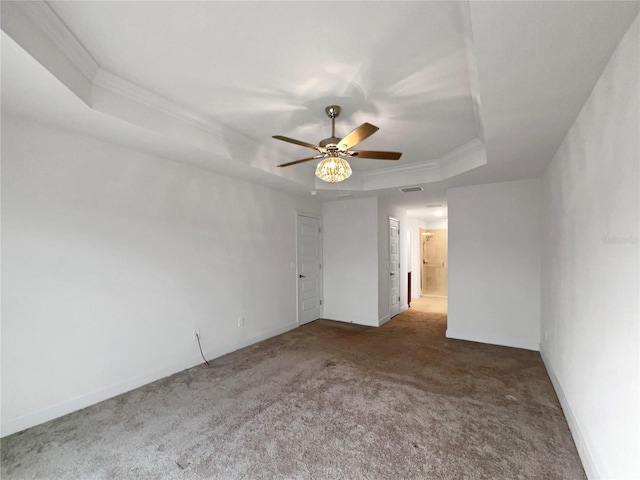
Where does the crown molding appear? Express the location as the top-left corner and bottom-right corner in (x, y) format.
(438, 137), (485, 165)
(3, 1), (99, 82)
(1, 0), (232, 141)
(90, 68), (310, 188)
(92, 69), (223, 137)
(1, 1), (96, 104)
(1, 0), (273, 163)
(1, 0), (484, 193)
(457, 1), (485, 143)
(357, 159), (440, 179)
(441, 142), (487, 179)
(357, 138), (485, 180)
(336, 138), (486, 191)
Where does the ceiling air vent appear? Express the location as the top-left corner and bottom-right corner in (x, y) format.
(427, 204), (442, 208)
(338, 194), (355, 199)
(399, 186), (423, 193)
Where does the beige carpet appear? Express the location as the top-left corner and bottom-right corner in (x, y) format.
(413, 295), (448, 314)
(1, 300), (585, 479)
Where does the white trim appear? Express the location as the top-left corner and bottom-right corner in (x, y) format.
(358, 139), (484, 179)
(446, 328), (539, 351)
(456, 1), (485, 143)
(379, 304), (409, 327)
(0, 322), (298, 438)
(1, 1), (94, 104)
(358, 159), (440, 178)
(93, 69), (227, 138)
(236, 322), (299, 352)
(539, 347), (598, 479)
(440, 144), (487, 179)
(1, 357), (203, 438)
(9, 0), (99, 82)
(388, 217), (401, 319)
(323, 314), (378, 328)
(354, 140), (486, 191)
(312, 139), (487, 193)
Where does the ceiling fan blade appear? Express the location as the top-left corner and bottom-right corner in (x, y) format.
(337, 123), (379, 150)
(350, 150), (403, 160)
(272, 135), (320, 150)
(277, 155), (324, 168)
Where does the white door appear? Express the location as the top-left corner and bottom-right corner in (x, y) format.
(297, 214), (322, 324)
(389, 217), (400, 318)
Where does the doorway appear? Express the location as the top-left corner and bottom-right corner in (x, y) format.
(420, 228), (448, 298)
(296, 213), (322, 325)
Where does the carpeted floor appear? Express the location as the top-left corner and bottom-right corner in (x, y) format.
(1, 298), (585, 479)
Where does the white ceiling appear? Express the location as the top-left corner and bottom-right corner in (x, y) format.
(2, 1), (638, 219)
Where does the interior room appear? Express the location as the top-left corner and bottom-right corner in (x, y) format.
(1, 1), (638, 479)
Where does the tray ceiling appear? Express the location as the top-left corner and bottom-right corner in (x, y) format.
(2, 1), (638, 207)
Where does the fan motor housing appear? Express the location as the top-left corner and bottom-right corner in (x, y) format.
(319, 136), (342, 148)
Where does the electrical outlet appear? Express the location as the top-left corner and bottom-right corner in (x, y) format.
(238, 316), (244, 327)
(193, 329), (200, 340)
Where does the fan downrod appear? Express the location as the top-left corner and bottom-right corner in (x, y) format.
(321, 105), (342, 146)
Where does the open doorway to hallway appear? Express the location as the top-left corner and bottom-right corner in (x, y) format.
(409, 295), (447, 315)
(419, 228), (448, 313)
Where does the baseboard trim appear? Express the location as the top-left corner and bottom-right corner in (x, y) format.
(1, 322), (298, 438)
(1, 356), (202, 438)
(236, 322), (298, 352)
(539, 346), (599, 479)
(322, 313), (378, 327)
(378, 304), (409, 327)
(446, 328), (539, 351)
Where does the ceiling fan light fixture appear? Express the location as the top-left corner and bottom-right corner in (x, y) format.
(274, 105), (402, 176)
(315, 156), (352, 183)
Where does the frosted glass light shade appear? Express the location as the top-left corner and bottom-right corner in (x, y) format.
(315, 156), (352, 183)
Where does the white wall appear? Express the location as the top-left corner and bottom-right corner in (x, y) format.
(540, 17), (639, 480)
(418, 219), (449, 230)
(1, 115), (320, 436)
(322, 197), (411, 326)
(447, 178), (541, 351)
(321, 197), (379, 326)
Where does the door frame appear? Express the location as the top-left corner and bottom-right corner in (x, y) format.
(389, 216), (401, 319)
(420, 227), (428, 295)
(420, 227), (448, 298)
(295, 212), (323, 325)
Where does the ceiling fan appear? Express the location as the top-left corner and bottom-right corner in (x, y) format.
(273, 105), (402, 183)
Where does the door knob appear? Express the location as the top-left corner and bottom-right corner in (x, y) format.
(299, 274), (306, 278)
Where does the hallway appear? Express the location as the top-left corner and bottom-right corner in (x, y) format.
(410, 295), (447, 315)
